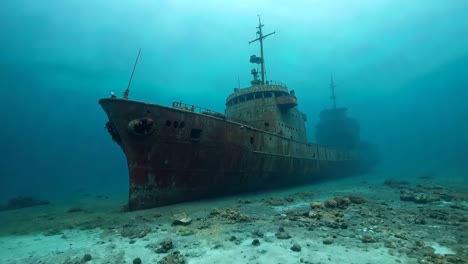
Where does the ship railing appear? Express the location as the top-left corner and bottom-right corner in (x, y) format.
(172, 101), (226, 119)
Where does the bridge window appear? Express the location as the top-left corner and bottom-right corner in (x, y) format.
(254, 92), (263, 99)
(274, 91), (283, 97)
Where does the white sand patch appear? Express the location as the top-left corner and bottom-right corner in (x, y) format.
(190, 236), (415, 264)
(0, 227), (418, 264)
(0, 229), (166, 263)
(271, 201), (310, 212)
(0, 229), (103, 261)
(427, 242), (456, 255)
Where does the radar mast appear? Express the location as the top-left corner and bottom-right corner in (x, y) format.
(248, 16), (275, 85)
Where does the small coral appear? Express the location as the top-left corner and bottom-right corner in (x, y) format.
(324, 199), (338, 208)
(310, 201), (324, 209)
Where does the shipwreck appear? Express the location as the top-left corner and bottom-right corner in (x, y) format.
(99, 18), (362, 210)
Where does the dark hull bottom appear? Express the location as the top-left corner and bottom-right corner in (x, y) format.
(127, 152), (359, 210)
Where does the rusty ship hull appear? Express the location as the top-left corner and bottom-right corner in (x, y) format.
(100, 98), (360, 210)
(99, 18), (364, 210)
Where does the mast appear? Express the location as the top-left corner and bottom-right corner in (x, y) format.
(330, 74), (337, 109)
(249, 16), (275, 85)
(123, 48), (142, 99)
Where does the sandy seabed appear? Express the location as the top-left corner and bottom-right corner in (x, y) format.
(1, 172), (467, 264)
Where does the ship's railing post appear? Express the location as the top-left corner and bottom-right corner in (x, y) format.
(172, 101), (225, 119)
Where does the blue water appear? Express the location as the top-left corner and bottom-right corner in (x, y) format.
(1, 0), (467, 203)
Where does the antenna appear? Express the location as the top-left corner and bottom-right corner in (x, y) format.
(123, 48), (142, 99)
(330, 73), (337, 109)
(249, 15), (275, 85)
